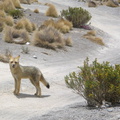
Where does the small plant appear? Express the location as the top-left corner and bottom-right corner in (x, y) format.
(61, 7), (92, 28)
(15, 17), (34, 32)
(65, 58), (120, 107)
(8, 9), (23, 19)
(11, 0), (21, 8)
(3, 26), (29, 44)
(32, 26), (66, 50)
(45, 4), (58, 17)
(21, 46), (29, 54)
(34, 9), (39, 13)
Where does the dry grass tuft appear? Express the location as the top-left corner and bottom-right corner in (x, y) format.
(43, 18), (73, 33)
(3, 25), (30, 44)
(0, 2), (4, 10)
(0, 10), (6, 17)
(5, 16), (14, 26)
(85, 30), (96, 36)
(83, 31), (104, 46)
(20, 0), (31, 4)
(65, 37), (73, 46)
(106, 0), (119, 7)
(0, 53), (9, 63)
(32, 26), (66, 50)
(3, 0), (15, 12)
(15, 17), (34, 32)
(11, 0), (21, 8)
(0, 22), (5, 32)
(57, 18), (73, 30)
(45, 4), (58, 17)
(34, 9), (39, 13)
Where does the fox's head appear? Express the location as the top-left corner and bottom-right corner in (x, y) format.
(9, 55), (20, 68)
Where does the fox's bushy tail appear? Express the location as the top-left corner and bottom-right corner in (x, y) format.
(40, 74), (50, 89)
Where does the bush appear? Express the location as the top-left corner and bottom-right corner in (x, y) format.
(3, 0), (15, 13)
(11, 0), (21, 8)
(45, 4), (58, 18)
(32, 26), (72, 50)
(43, 18), (73, 33)
(15, 17), (35, 32)
(65, 58), (120, 107)
(8, 9), (23, 19)
(3, 26), (29, 44)
(61, 7), (92, 28)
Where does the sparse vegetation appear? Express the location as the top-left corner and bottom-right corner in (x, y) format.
(32, 26), (72, 50)
(43, 18), (73, 33)
(61, 7), (92, 28)
(3, 26), (29, 44)
(45, 4), (58, 17)
(11, 0), (21, 8)
(3, 0), (15, 13)
(65, 58), (120, 107)
(15, 17), (35, 32)
(83, 30), (104, 45)
(21, 46), (29, 54)
(34, 9), (39, 13)
(8, 9), (24, 19)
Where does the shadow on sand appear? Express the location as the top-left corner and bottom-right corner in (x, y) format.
(15, 93), (50, 99)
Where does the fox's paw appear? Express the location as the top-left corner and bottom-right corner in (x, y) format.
(34, 93), (41, 97)
(13, 91), (19, 96)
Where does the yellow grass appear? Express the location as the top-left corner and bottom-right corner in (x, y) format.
(0, 53), (9, 63)
(11, 0), (21, 8)
(3, 26), (13, 43)
(19, 0), (31, 4)
(65, 37), (73, 46)
(34, 9), (39, 13)
(3, 0), (15, 12)
(5, 16), (14, 26)
(0, 10), (6, 17)
(106, 0), (119, 7)
(0, 1), (4, 10)
(3, 25), (29, 44)
(43, 18), (72, 33)
(84, 35), (104, 45)
(32, 26), (65, 50)
(57, 18), (73, 30)
(15, 17), (33, 32)
(45, 4), (58, 17)
(85, 30), (96, 36)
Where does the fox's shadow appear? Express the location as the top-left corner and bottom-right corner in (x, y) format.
(15, 93), (50, 99)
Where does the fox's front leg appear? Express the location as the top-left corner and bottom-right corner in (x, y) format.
(13, 78), (17, 95)
(14, 78), (21, 95)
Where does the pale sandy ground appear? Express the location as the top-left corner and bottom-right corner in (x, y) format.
(0, 0), (120, 120)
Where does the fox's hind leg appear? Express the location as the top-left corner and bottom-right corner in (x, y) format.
(30, 78), (41, 97)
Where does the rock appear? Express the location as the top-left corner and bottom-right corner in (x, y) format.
(33, 55), (37, 59)
(26, 42), (30, 45)
(107, 108), (114, 112)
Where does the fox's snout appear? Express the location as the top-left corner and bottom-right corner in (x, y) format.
(11, 63), (16, 68)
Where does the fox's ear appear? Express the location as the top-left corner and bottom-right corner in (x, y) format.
(17, 55), (20, 59)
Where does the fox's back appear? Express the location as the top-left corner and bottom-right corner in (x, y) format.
(20, 65), (41, 79)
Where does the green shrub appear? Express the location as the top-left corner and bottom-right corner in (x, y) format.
(65, 58), (120, 107)
(8, 9), (23, 19)
(61, 7), (92, 28)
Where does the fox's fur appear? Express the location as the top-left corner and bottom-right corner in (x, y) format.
(9, 55), (50, 97)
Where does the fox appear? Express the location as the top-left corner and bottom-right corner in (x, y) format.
(9, 55), (50, 97)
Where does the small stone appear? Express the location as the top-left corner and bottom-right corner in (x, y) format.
(33, 55), (37, 59)
(107, 108), (114, 112)
(26, 42), (30, 45)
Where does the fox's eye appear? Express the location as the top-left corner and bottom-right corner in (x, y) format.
(15, 61), (17, 64)
(11, 61), (13, 63)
